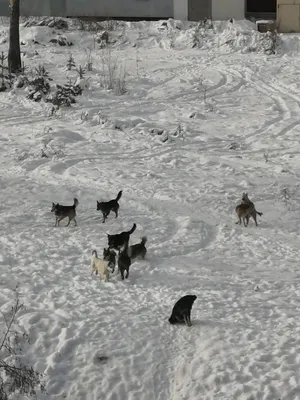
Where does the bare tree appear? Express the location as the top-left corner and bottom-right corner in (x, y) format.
(8, 0), (21, 73)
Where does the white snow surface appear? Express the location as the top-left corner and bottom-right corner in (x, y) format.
(0, 17), (300, 400)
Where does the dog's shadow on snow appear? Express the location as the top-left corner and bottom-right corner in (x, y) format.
(191, 318), (215, 327)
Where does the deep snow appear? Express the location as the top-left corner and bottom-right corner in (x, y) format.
(1, 16), (300, 400)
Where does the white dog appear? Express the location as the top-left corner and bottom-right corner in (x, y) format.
(91, 250), (110, 282)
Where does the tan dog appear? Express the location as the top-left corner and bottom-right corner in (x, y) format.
(235, 203), (253, 227)
(241, 193), (263, 226)
(236, 193), (263, 227)
(90, 250), (110, 282)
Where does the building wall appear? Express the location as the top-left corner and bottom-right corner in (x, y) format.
(0, 0), (172, 18)
(21, 0), (51, 16)
(277, 0), (300, 32)
(66, 0), (173, 18)
(212, 0), (245, 20)
(173, 0), (188, 20)
(0, 0), (66, 17)
(173, 0), (245, 21)
(0, 0), (246, 21)
(0, 0), (10, 16)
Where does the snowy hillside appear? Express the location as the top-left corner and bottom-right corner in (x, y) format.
(1, 16), (300, 400)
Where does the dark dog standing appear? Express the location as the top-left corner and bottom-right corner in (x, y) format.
(97, 190), (123, 223)
(107, 223), (137, 253)
(168, 295), (197, 327)
(129, 236), (147, 261)
(103, 247), (117, 273)
(51, 198), (79, 227)
(118, 243), (131, 280)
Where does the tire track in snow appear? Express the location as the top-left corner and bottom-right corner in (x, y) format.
(223, 64), (300, 144)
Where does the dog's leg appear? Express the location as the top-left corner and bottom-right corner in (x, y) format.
(236, 216), (242, 225)
(74, 218), (77, 227)
(187, 313), (192, 326)
(120, 269), (124, 280)
(125, 269), (129, 279)
(114, 208), (118, 219)
(252, 212), (258, 226)
(102, 213), (106, 223)
(54, 216), (58, 227)
(57, 216), (65, 226)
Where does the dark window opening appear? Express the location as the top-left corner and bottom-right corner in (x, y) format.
(246, 0), (276, 19)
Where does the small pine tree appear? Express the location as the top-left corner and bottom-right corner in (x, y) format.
(76, 65), (85, 79)
(46, 79), (82, 108)
(66, 53), (76, 71)
(35, 64), (52, 79)
(0, 51), (7, 91)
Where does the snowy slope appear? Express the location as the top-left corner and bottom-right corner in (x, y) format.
(1, 17), (300, 400)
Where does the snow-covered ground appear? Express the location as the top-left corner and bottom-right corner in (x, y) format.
(1, 16), (300, 400)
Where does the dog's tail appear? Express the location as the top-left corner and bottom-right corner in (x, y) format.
(73, 198), (79, 208)
(115, 190), (123, 202)
(256, 211), (263, 217)
(129, 223), (137, 235)
(141, 236), (147, 245)
(92, 250), (98, 258)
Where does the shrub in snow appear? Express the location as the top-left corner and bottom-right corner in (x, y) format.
(96, 31), (109, 48)
(191, 18), (214, 48)
(261, 30), (281, 55)
(99, 49), (127, 95)
(23, 17), (68, 30)
(84, 48), (93, 71)
(50, 35), (73, 47)
(77, 19), (102, 32)
(0, 293), (45, 400)
(26, 66), (52, 102)
(46, 79), (83, 108)
(27, 77), (50, 101)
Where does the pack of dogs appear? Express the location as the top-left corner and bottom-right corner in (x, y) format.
(51, 190), (263, 327)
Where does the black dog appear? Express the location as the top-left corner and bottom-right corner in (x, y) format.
(118, 243), (131, 280)
(103, 247), (117, 273)
(168, 295), (197, 327)
(107, 223), (136, 252)
(97, 190), (122, 223)
(51, 198), (79, 227)
(129, 236), (147, 261)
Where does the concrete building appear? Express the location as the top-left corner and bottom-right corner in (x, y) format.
(0, 0), (277, 26)
(174, 0), (245, 21)
(277, 0), (300, 32)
